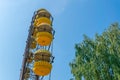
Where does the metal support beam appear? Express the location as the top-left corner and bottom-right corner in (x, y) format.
(20, 12), (36, 80)
(35, 75), (39, 80)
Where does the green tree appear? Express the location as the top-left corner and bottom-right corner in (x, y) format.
(70, 23), (120, 80)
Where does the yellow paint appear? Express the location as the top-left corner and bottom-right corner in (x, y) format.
(30, 41), (36, 49)
(33, 17), (51, 27)
(36, 32), (53, 46)
(33, 61), (52, 76)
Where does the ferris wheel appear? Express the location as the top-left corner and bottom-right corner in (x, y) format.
(20, 9), (55, 80)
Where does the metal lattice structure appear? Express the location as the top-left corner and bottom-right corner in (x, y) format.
(20, 9), (55, 80)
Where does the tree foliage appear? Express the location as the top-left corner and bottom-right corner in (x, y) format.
(70, 23), (120, 80)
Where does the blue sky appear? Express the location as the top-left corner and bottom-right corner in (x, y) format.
(0, 0), (120, 80)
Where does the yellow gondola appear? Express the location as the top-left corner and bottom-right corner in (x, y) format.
(27, 57), (33, 63)
(30, 37), (37, 49)
(37, 23), (52, 33)
(36, 32), (53, 46)
(33, 17), (51, 27)
(32, 27), (38, 38)
(24, 73), (30, 79)
(27, 52), (33, 63)
(30, 41), (36, 49)
(33, 61), (52, 76)
(24, 67), (30, 79)
(34, 49), (51, 62)
(36, 9), (51, 19)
